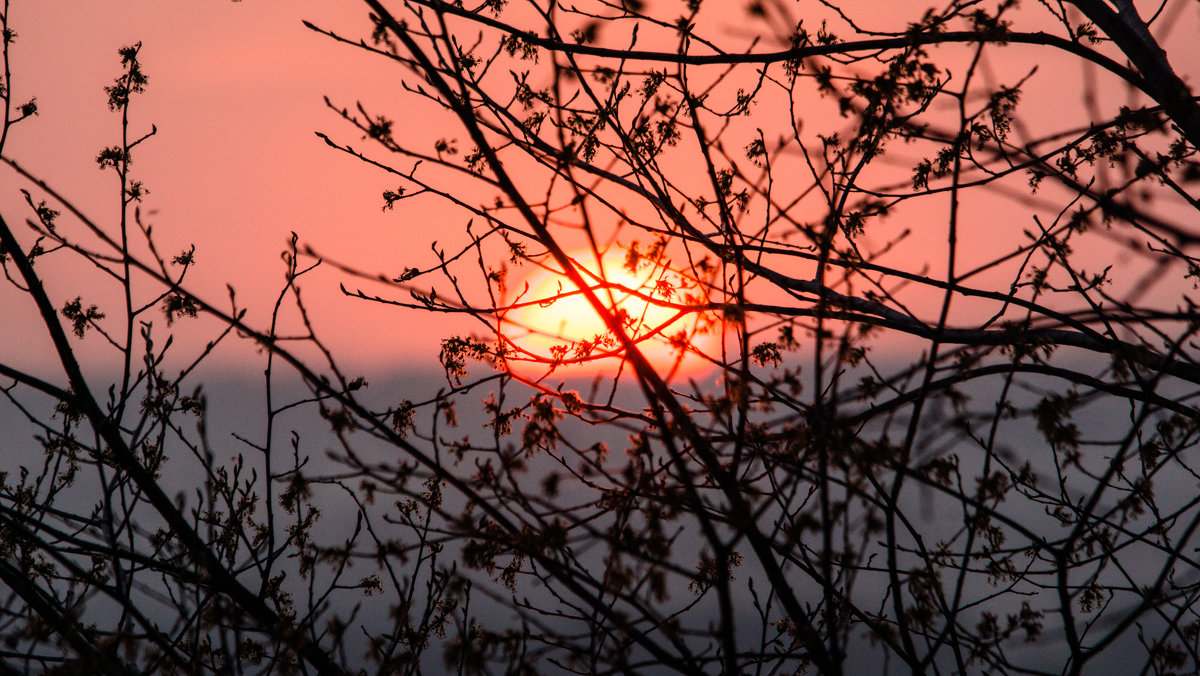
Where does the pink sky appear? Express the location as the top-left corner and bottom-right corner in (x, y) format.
(4, 1), (1198, 379)
(3, 2), (476, 375)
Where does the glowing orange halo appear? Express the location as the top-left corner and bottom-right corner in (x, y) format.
(498, 246), (720, 379)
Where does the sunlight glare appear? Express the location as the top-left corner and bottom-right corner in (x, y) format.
(501, 245), (720, 379)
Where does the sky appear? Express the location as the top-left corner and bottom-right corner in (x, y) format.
(3, 0), (772, 383)
(4, 0), (1199, 381)
(2, 1), (475, 377)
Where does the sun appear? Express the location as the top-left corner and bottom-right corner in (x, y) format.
(500, 244), (720, 379)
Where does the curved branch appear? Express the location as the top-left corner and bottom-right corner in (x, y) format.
(402, 0), (1145, 92)
(1067, 0), (1200, 149)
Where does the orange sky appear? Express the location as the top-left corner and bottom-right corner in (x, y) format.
(4, 1), (1198, 381)
(1, 2), (469, 375)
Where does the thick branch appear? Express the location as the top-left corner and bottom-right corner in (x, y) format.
(1067, 0), (1200, 149)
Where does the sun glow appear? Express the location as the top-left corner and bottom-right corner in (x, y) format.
(500, 245), (721, 379)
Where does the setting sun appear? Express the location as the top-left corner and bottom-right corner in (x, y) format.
(500, 244), (720, 379)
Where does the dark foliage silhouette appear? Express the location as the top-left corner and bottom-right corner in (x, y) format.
(2, 0), (1199, 673)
